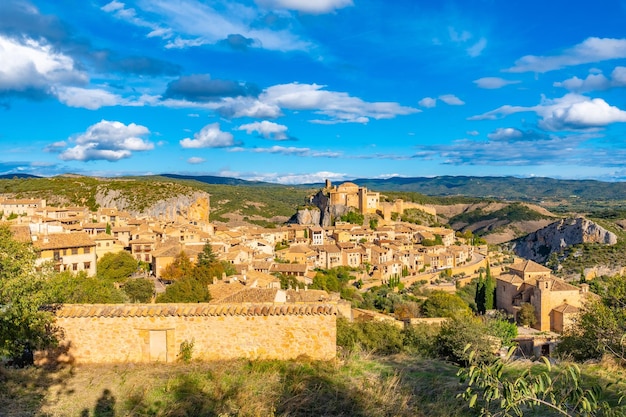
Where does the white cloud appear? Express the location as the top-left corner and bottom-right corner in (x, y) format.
(0, 35), (86, 93)
(237, 120), (289, 140)
(474, 77), (521, 89)
(250, 145), (341, 157)
(419, 97), (437, 108)
(59, 120), (153, 161)
(54, 87), (125, 110)
(187, 157), (205, 164)
(260, 83), (419, 123)
(467, 37), (487, 57)
(507, 37), (626, 73)
(180, 123), (235, 148)
(554, 66), (626, 92)
(466, 130), (479, 136)
(538, 95), (626, 130)
(469, 93), (626, 130)
(106, 0), (311, 52)
(439, 94), (465, 105)
(487, 128), (523, 141)
(254, 0), (353, 14)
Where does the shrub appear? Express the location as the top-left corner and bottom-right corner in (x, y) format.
(336, 318), (404, 355)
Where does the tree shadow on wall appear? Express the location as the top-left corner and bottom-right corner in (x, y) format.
(81, 388), (116, 417)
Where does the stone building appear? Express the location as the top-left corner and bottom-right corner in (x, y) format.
(496, 259), (592, 332)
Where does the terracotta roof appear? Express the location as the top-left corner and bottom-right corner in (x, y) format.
(219, 288), (281, 303)
(509, 259), (552, 274)
(552, 303), (580, 314)
(496, 273), (524, 285)
(270, 263), (308, 273)
(549, 279), (580, 292)
(54, 303), (337, 318)
(33, 232), (95, 249)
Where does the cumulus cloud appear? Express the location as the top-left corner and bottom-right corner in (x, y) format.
(237, 120), (289, 140)
(59, 120), (153, 161)
(163, 74), (260, 102)
(487, 128), (550, 142)
(419, 97), (437, 108)
(254, 0), (353, 14)
(219, 34), (257, 50)
(469, 93), (626, 130)
(187, 157), (205, 164)
(507, 37), (626, 73)
(215, 97), (282, 118)
(180, 123), (236, 148)
(474, 77), (521, 89)
(554, 66), (626, 92)
(218, 83), (419, 123)
(54, 86), (126, 109)
(0, 35), (87, 98)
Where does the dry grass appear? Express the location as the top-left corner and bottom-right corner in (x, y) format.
(1, 354), (470, 417)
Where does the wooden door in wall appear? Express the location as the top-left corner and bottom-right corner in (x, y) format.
(149, 330), (168, 362)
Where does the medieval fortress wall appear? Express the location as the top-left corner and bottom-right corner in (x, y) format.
(46, 303), (337, 364)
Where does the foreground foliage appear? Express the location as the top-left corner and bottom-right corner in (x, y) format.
(0, 226), (57, 360)
(459, 347), (626, 416)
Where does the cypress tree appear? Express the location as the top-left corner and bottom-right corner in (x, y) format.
(475, 272), (485, 314)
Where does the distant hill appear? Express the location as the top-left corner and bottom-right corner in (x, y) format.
(0, 173), (41, 179)
(348, 176), (626, 201)
(159, 173), (273, 186)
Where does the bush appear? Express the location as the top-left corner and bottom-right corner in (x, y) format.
(436, 315), (498, 364)
(336, 318), (404, 355)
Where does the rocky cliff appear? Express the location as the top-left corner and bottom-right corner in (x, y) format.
(511, 217), (617, 263)
(95, 187), (210, 222)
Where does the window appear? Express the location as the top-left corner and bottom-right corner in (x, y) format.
(53, 251), (60, 261)
(72, 248), (78, 255)
(84, 247), (91, 254)
(84, 262), (91, 270)
(72, 263), (78, 271)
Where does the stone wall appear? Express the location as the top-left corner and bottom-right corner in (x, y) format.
(42, 303), (337, 364)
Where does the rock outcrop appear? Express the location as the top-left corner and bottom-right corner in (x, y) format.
(95, 188), (210, 222)
(511, 217), (617, 263)
(289, 190), (352, 227)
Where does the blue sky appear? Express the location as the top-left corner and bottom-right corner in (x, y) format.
(2, 0), (626, 184)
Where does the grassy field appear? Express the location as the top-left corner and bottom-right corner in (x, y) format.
(2, 352), (625, 417)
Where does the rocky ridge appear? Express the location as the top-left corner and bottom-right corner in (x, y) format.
(511, 217), (618, 263)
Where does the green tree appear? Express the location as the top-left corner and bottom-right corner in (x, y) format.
(475, 272), (486, 314)
(422, 291), (472, 318)
(196, 242), (218, 268)
(156, 277), (211, 303)
(123, 278), (155, 303)
(47, 271), (127, 304)
(105, 223), (111, 235)
(0, 225), (58, 359)
(97, 251), (138, 283)
(518, 303), (537, 327)
(436, 315), (498, 364)
(558, 275), (626, 362)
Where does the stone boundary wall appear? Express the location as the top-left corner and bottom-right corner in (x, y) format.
(43, 303), (337, 364)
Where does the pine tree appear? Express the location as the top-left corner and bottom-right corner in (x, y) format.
(484, 264), (496, 311)
(197, 242), (218, 268)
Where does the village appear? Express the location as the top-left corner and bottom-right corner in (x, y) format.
(1, 181), (596, 363)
